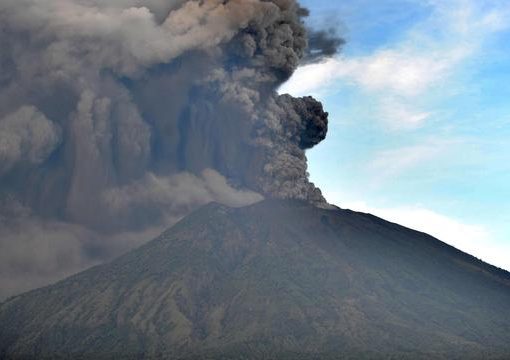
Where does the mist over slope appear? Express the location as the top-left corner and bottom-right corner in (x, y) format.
(0, 0), (343, 298)
(1, 200), (510, 359)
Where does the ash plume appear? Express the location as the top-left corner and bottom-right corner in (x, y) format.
(304, 28), (345, 63)
(0, 0), (339, 299)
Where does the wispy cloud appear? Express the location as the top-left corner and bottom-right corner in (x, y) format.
(281, 0), (510, 130)
(300, 0), (510, 273)
(366, 138), (463, 183)
(280, 46), (468, 98)
(379, 97), (432, 129)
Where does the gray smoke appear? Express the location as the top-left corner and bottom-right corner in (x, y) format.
(0, 0), (340, 299)
(0, 106), (62, 175)
(304, 28), (345, 63)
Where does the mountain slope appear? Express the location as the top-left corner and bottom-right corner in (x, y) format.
(1, 199), (510, 359)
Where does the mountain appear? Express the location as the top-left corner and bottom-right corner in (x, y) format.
(1, 199), (510, 359)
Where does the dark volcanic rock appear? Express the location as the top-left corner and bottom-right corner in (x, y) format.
(1, 199), (510, 359)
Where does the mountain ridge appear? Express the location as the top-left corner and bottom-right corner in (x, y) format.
(1, 199), (510, 359)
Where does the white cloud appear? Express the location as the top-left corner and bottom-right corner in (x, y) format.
(379, 98), (432, 130)
(351, 50), (453, 96)
(366, 139), (460, 183)
(299, 0), (510, 272)
(369, 144), (439, 178)
(279, 58), (343, 97)
(279, 32), (471, 99)
(324, 191), (510, 271)
(280, 0), (510, 130)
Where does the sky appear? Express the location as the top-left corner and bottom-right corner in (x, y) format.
(281, 0), (510, 270)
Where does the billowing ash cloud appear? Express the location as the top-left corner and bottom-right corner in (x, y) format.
(0, 0), (341, 299)
(0, 106), (62, 175)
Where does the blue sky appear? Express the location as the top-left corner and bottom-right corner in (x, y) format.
(281, 0), (510, 270)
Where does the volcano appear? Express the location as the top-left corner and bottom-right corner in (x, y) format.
(1, 200), (510, 359)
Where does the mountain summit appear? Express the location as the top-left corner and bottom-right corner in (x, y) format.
(1, 200), (510, 359)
